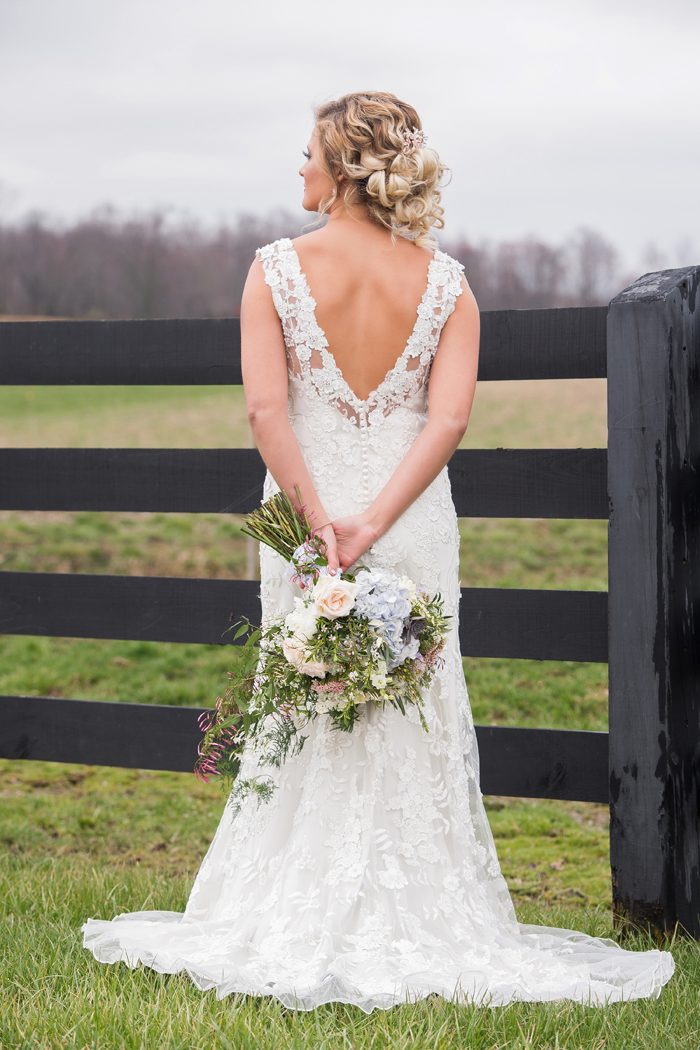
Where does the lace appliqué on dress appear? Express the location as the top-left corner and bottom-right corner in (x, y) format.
(82, 238), (675, 1012)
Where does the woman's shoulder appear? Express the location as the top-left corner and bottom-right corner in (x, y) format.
(255, 236), (295, 261)
(431, 246), (465, 275)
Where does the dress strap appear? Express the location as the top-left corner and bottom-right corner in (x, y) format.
(255, 239), (326, 380)
(427, 251), (465, 334)
(256, 238), (298, 327)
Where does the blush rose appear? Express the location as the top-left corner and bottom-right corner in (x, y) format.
(312, 576), (360, 619)
(282, 637), (329, 678)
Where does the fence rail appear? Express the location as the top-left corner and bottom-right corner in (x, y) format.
(0, 306), (608, 384)
(0, 694), (609, 804)
(0, 447), (607, 519)
(0, 571), (607, 662)
(3, 274), (698, 938)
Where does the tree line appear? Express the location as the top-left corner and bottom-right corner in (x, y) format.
(0, 208), (627, 319)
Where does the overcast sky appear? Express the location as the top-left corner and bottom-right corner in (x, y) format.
(1, 0), (699, 268)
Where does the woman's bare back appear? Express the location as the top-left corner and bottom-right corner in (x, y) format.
(293, 225), (434, 401)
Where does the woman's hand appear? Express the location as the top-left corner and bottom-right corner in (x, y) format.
(318, 523), (340, 575)
(331, 515), (379, 573)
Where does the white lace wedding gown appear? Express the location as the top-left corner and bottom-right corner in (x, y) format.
(83, 239), (674, 1010)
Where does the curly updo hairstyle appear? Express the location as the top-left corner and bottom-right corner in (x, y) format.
(314, 91), (448, 247)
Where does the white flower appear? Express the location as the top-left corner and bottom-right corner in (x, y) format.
(397, 575), (417, 601)
(312, 576), (360, 619)
(314, 694), (343, 714)
(281, 637), (328, 678)
(284, 597), (318, 641)
(370, 659), (387, 690)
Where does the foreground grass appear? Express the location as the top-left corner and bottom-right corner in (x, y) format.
(0, 852), (690, 1050)
(0, 762), (685, 1048)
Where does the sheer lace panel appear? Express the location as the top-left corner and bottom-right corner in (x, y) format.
(257, 239), (464, 427)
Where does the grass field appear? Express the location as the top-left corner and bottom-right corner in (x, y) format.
(2, 379), (692, 1049)
(0, 378), (607, 449)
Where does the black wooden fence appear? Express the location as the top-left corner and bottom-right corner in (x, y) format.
(0, 266), (698, 938)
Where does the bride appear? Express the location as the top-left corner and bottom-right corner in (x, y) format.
(83, 91), (674, 1010)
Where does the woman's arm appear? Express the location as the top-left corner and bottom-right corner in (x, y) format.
(240, 259), (339, 571)
(332, 277), (480, 572)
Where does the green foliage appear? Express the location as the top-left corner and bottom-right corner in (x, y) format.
(241, 487), (321, 562)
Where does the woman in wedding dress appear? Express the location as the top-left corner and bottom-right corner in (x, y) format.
(83, 91), (674, 1010)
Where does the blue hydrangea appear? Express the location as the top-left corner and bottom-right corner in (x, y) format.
(353, 568), (415, 669)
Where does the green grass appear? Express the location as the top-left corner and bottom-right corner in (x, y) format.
(0, 379), (607, 450)
(0, 385), (236, 419)
(2, 380), (686, 1048)
(0, 635), (235, 707)
(0, 850), (693, 1049)
(0, 761), (689, 1048)
(0, 511), (249, 578)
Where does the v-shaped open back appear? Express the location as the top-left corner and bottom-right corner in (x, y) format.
(257, 238), (465, 426)
(291, 245), (438, 406)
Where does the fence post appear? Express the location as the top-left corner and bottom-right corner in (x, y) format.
(608, 266), (700, 938)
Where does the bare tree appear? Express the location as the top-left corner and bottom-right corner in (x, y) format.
(441, 228), (623, 310)
(0, 208), (304, 319)
(0, 209), (628, 318)
(563, 227), (620, 307)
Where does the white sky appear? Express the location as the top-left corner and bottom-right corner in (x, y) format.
(1, 0), (699, 268)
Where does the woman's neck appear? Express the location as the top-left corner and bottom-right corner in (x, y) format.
(321, 194), (398, 250)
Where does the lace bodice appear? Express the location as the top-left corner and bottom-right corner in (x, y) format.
(256, 238), (465, 428)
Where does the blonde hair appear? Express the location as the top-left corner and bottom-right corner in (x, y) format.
(314, 91), (448, 247)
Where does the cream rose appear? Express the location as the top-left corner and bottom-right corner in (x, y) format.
(282, 637), (329, 678)
(312, 576), (360, 619)
(284, 597), (318, 641)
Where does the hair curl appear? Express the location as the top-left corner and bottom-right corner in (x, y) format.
(314, 91), (448, 247)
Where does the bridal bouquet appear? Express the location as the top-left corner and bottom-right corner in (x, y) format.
(195, 490), (449, 807)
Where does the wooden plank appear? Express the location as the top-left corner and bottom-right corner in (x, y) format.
(478, 306), (608, 381)
(0, 308), (606, 385)
(0, 448), (267, 514)
(0, 318), (242, 385)
(0, 693), (609, 802)
(449, 448), (607, 519)
(460, 587), (608, 663)
(0, 447), (608, 520)
(0, 694), (203, 773)
(0, 571), (607, 662)
(475, 725), (608, 803)
(608, 266), (700, 938)
(0, 572), (261, 646)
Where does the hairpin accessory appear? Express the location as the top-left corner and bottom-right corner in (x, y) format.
(402, 126), (427, 155)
